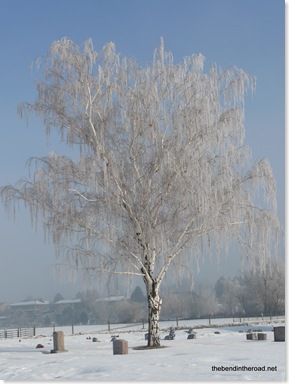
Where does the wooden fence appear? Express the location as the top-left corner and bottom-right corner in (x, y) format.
(0, 326), (35, 339)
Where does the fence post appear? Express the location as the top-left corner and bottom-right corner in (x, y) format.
(108, 321), (111, 331)
(33, 324), (36, 336)
(176, 317), (179, 327)
(72, 323), (74, 335)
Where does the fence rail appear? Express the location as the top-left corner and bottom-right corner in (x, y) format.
(0, 326), (35, 339)
(0, 315), (285, 339)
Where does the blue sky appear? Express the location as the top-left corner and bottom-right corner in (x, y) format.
(0, 0), (285, 303)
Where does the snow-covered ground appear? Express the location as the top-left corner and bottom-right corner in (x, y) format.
(0, 319), (285, 381)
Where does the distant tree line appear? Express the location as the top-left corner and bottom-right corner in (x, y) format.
(0, 260), (284, 328)
(161, 259), (285, 320)
(214, 260), (285, 317)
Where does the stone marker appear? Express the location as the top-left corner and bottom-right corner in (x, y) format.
(274, 326), (285, 342)
(164, 327), (175, 340)
(187, 333), (196, 339)
(51, 331), (68, 353)
(246, 332), (258, 340)
(111, 335), (119, 342)
(113, 339), (128, 355)
(257, 333), (267, 340)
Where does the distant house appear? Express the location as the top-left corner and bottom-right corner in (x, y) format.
(95, 296), (128, 303)
(10, 300), (50, 314)
(54, 298), (82, 314)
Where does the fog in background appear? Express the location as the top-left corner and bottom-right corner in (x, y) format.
(0, 0), (285, 303)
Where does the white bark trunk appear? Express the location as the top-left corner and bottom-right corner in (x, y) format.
(146, 281), (162, 347)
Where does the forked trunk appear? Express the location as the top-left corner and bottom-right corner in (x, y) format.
(147, 282), (162, 347)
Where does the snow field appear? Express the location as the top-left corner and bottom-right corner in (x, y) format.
(0, 321), (285, 381)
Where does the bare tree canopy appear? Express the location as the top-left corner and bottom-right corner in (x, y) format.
(1, 38), (280, 346)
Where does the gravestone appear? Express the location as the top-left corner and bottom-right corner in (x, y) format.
(51, 331), (68, 353)
(246, 332), (258, 340)
(274, 326), (285, 342)
(111, 335), (119, 342)
(165, 327), (175, 340)
(113, 339), (128, 355)
(187, 333), (196, 339)
(257, 333), (267, 340)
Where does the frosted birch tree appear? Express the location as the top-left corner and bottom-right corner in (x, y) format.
(1, 38), (280, 347)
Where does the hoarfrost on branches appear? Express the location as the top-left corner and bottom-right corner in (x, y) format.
(1, 38), (280, 346)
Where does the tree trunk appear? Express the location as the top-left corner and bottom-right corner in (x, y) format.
(146, 281), (162, 347)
